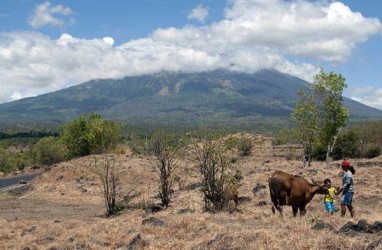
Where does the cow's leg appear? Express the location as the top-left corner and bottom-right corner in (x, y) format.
(292, 207), (298, 217)
(277, 205), (283, 217)
(299, 206), (306, 216)
(272, 206), (276, 214)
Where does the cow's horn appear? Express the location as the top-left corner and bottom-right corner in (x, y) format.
(310, 178), (317, 184)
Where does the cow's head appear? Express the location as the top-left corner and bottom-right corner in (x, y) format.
(311, 178), (329, 195)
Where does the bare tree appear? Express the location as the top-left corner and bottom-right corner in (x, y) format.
(90, 154), (120, 216)
(150, 131), (182, 208)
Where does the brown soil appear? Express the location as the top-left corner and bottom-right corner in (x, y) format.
(1, 141), (381, 249)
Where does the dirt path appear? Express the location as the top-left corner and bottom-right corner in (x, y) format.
(0, 198), (103, 221)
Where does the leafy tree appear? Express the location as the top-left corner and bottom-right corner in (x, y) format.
(87, 114), (122, 154)
(313, 69), (349, 166)
(61, 115), (90, 157)
(61, 113), (122, 158)
(292, 68), (349, 166)
(291, 90), (318, 167)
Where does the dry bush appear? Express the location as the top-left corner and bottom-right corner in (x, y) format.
(90, 154), (122, 216)
(194, 134), (239, 211)
(150, 130), (182, 208)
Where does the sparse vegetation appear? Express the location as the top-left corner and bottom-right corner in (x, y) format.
(1, 130), (382, 249)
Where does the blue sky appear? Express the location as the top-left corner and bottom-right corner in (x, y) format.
(0, 0), (381, 109)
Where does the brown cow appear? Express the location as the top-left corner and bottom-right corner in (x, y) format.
(268, 171), (328, 216)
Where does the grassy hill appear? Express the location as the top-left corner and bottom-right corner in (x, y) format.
(0, 70), (381, 129)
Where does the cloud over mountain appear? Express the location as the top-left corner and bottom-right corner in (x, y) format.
(0, 0), (381, 108)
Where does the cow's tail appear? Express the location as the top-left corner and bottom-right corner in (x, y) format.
(268, 175), (281, 214)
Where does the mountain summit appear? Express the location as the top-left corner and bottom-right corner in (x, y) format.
(0, 70), (381, 128)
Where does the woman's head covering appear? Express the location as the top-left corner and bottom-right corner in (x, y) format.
(341, 160), (350, 168)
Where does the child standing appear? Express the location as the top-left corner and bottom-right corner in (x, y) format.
(323, 178), (337, 215)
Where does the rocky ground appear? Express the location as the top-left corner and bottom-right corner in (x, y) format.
(0, 137), (381, 249)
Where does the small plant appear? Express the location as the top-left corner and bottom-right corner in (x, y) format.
(238, 137), (253, 156)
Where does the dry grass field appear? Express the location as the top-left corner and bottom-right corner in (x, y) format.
(0, 136), (381, 250)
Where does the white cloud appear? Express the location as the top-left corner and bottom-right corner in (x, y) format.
(103, 37), (115, 46)
(0, 0), (381, 105)
(28, 1), (73, 28)
(188, 4), (209, 22)
(349, 87), (382, 110)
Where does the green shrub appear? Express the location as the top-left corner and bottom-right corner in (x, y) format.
(61, 113), (122, 158)
(61, 115), (90, 157)
(34, 137), (68, 165)
(0, 150), (16, 173)
(0, 150), (34, 174)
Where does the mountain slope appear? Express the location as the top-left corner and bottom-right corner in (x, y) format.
(0, 70), (381, 128)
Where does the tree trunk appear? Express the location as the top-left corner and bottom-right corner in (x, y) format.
(326, 134), (339, 168)
(303, 155), (306, 168)
(325, 145), (331, 168)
